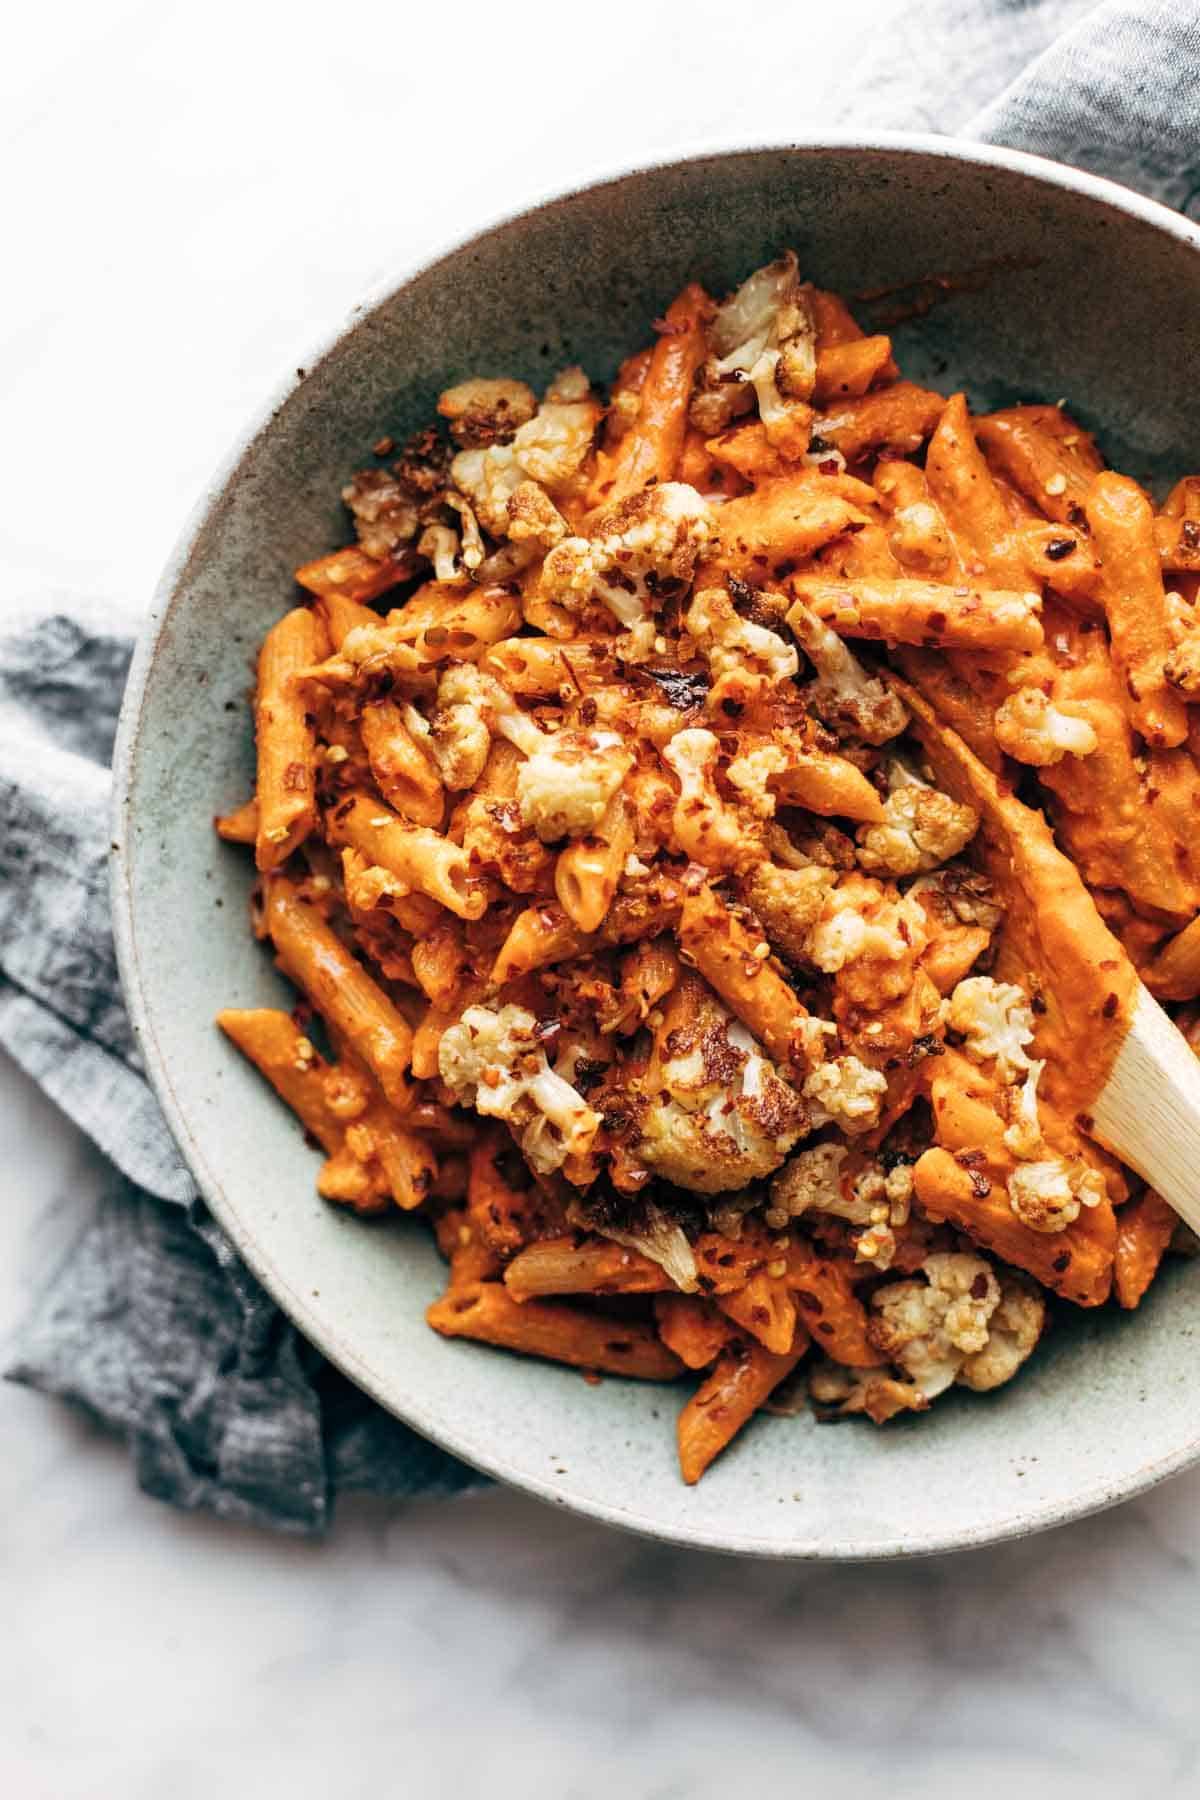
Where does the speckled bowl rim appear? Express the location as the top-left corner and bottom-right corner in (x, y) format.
(112, 132), (1200, 1559)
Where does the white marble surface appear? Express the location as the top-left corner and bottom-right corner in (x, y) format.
(6, 3), (1200, 1793)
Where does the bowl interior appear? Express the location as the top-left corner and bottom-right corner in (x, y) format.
(117, 143), (1200, 1557)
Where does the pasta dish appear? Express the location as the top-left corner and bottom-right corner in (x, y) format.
(214, 253), (1200, 1482)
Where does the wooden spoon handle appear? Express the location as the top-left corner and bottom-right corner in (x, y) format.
(1093, 984), (1200, 1234)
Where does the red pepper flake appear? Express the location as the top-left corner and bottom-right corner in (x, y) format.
(1182, 519), (1200, 552)
(1052, 1251), (1072, 1272)
(795, 1288), (824, 1314)
(970, 1274), (989, 1299)
(1102, 992), (1120, 1018)
(1044, 536), (1076, 561)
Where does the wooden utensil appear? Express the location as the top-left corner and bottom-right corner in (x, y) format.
(1093, 985), (1200, 1233)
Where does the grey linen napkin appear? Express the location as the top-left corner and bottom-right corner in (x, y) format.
(4, 0), (1198, 1533)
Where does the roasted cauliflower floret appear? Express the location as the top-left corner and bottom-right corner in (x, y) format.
(957, 1273), (1046, 1390)
(1007, 1157), (1106, 1233)
(770, 1141), (848, 1218)
(788, 600), (909, 744)
(540, 484), (714, 628)
(506, 480), (568, 549)
(450, 368), (599, 536)
(740, 862), (838, 966)
(662, 727), (750, 868)
(684, 584), (799, 697)
(689, 251), (817, 455)
(436, 377), (537, 448)
(802, 1055), (887, 1134)
(635, 1001), (809, 1193)
(585, 1197), (699, 1293)
(869, 1252), (1002, 1399)
(725, 744), (789, 819)
(410, 664), (540, 787)
(809, 1358), (928, 1424)
(856, 773), (979, 877)
(993, 686), (1099, 765)
(807, 889), (927, 974)
(515, 728), (633, 842)
(342, 468), (420, 560)
(438, 1003), (600, 1174)
(946, 975), (1035, 1080)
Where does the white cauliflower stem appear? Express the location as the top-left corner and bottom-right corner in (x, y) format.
(540, 484), (713, 627)
(439, 1004), (601, 1174)
(690, 251), (817, 454)
(787, 600), (909, 744)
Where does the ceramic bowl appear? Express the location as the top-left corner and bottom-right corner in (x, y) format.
(113, 137), (1200, 1558)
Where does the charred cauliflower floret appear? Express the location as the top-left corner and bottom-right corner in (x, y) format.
(993, 686), (1099, 766)
(957, 1272), (1046, 1390)
(540, 484), (714, 628)
(450, 368), (599, 536)
(788, 600), (909, 744)
(683, 586), (798, 705)
(438, 1003), (600, 1175)
(506, 480), (568, 550)
(689, 251), (817, 455)
(584, 1197), (699, 1293)
(437, 377), (537, 448)
(1007, 1157), (1106, 1233)
(413, 666), (492, 790)
(856, 766), (979, 877)
(740, 862), (838, 966)
(773, 1141), (915, 1270)
(515, 728), (633, 842)
(869, 1252), (1002, 1399)
(802, 1055), (887, 1134)
(945, 975), (1035, 1080)
(635, 999), (809, 1193)
(342, 468), (420, 560)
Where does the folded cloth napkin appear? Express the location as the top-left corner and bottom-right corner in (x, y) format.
(4, 0), (1198, 1533)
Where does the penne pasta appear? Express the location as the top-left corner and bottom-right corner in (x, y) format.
(677, 1330), (809, 1484)
(254, 607), (327, 871)
(1085, 472), (1188, 748)
(790, 576), (1044, 653)
(677, 886), (807, 1066)
(263, 875), (413, 1107)
(504, 1235), (670, 1300)
(554, 794), (634, 933)
(427, 1281), (685, 1380)
(325, 792), (485, 920)
(360, 698), (446, 827)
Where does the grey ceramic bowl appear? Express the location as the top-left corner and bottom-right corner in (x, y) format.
(113, 136), (1200, 1558)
